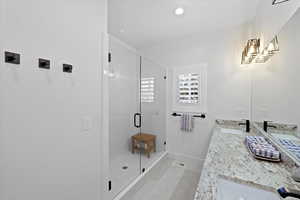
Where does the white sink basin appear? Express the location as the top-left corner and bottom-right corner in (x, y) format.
(221, 128), (243, 135)
(217, 178), (280, 200)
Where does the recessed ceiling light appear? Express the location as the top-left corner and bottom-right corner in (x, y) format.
(174, 7), (184, 16)
(120, 29), (125, 33)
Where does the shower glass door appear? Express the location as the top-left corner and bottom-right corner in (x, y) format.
(108, 37), (166, 199)
(140, 58), (166, 171)
(108, 37), (141, 198)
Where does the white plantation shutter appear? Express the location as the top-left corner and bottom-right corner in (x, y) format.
(178, 73), (200, 104)
(141, 77), (155, 103)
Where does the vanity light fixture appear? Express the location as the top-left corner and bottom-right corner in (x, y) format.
(267, 36), (280, 54)
(255, 36), (280, 63)
(241, 39), (260, 64)
(241, 36), (279, 65)
(272, 0), (291, 5)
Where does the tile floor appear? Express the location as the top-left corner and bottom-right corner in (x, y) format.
(122, 157), (201, 200)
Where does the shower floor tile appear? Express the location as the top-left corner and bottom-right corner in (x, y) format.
(123, 157), (201, 200)
(110, 151), (165, 198)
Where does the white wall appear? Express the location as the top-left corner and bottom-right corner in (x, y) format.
(254, 0), (300, 47)
(252, 8), (300, 126)
(0, 1), (107, 200)
(141, 23), (252, 161)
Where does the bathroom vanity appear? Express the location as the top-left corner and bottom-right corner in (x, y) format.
(194, 120), (300, 200)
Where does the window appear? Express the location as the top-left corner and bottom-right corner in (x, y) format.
(141, 77), (155, 103)
(172, 64), (207, 113)
(178, 73), (200, 104)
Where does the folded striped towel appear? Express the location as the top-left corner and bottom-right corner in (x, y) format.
(181, 113), (194, 132)
(245, 136), (281, 160)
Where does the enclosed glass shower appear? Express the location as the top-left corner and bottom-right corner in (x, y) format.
(108, 37), (167, 198)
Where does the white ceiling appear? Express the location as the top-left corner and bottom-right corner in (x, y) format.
(108, 0), (260, 48)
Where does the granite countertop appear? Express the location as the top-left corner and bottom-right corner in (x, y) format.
(194, 122), (300, 200)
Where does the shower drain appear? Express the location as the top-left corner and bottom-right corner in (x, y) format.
(172, 161), (185, 168)
(122, 166), (128, 170)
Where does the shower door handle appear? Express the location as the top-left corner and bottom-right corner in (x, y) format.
(134, 113), (141, 128)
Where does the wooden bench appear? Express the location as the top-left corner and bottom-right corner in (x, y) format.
(131, 133), (156, 158)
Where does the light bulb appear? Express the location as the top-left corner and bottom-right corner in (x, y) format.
(268, 42), (275, 52)
(174, 7), (184, 16)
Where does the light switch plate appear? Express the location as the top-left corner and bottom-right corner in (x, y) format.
(81, 116), (92, 131)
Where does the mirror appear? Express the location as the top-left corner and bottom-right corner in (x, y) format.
(252, 8), (300, 164)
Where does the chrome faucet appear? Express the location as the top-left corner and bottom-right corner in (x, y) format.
(278, 187), (300, 199)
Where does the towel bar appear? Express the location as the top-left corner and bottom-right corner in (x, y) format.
(171, 112), (206, 119)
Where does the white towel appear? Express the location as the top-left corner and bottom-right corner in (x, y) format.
(181, 113), (194, 132)
(245, 136), (281, 160)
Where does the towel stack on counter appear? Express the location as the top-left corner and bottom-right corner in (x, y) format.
(245, 136), (281, 161)
(278, 139), (300, 159)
